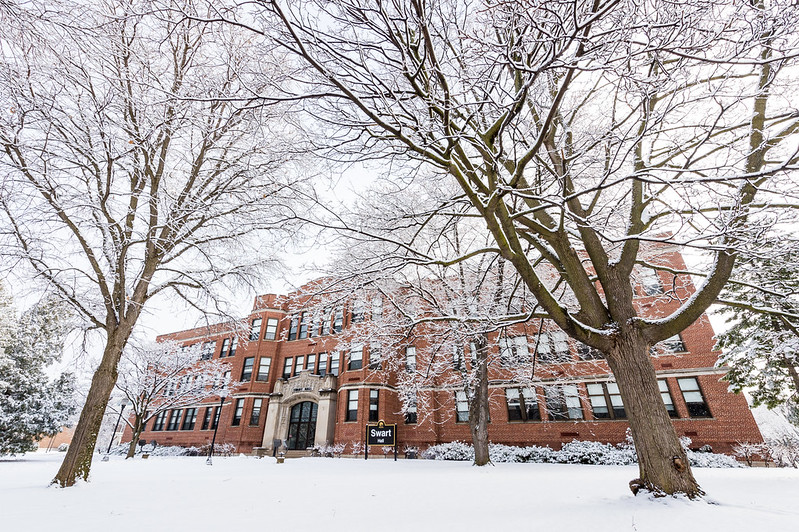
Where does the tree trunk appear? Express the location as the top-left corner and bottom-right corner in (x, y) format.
(605, 331), (702, 498)
(469, 336), (491, 466)
(126, 416), (144, 459)
(52, 327), (131, 487)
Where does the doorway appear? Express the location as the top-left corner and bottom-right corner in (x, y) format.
(286, 401), (318, 450)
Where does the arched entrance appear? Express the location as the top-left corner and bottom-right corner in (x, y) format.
(286, 401), (318, 450)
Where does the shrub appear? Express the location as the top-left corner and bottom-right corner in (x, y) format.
(423, 439), (739, 467)
(766, 436), (799, 468)
(311, 443), (346, 457)
(557, 440), (636, 466)
(422, 441), (473, 461)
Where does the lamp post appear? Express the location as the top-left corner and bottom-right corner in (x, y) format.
(103, 400), (128, 459)
(206, 395), (226, 465)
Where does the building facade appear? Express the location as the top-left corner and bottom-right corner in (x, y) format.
(123, 253), (763, 456)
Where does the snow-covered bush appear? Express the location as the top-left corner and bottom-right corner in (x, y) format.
(349, 441), (364, 456)
(200, 442), (236, 457)
(766, 436), (799, 468)
(685, 449), (741, 468)
(147, 445), (193, 457)
(422, 441), (474, 461)
(423, 439), (739, 467)
(557, 440), (637, 466)
(312, 443), (346, 457)
(105, 442), (232, 457)
(732, 442), (766, 466)
(488, 443), (555, 463)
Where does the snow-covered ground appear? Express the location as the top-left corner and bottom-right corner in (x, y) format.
(2, 452), (797, 532)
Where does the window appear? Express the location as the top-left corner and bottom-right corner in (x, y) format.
(306, 354), (316, 373)
(469, 341), (479, 366)
(307, 313), (319, 338)
(659, 380), (679, 418)
(577, 343), (603, 361)
(500, 335), (529, 366)
(319, 308), (330, 336)
(405, 395), (417, 424)
(640, 268), (663, 296)
(368, 342), (382, 370)
(318, 352), (328, 377)
(166, 409), (183, 431)
(544, 385), (583, 420)
(250, 318), (262, 341)
(219, 338), (230, 358)
(152, 411), (167, 431)
(294, 355), (305, 376)
(264, 318), (279, 340)
(348, 344), (363, 371)
(299, 312), (309, 339)
(453, 345), (465, 371)
(333, 307), (344, 333)
(346, 390), (358, 421)
(369, 389), (379, 422)
(455, 391), (469, 422)
(352, 301), (365, 323)
(536, 331), (571, 364)
(587, 382), (626, 419)
(256, 357), (271, 382)
(330, 352), (340, 376)
(505, 387), (540, 421)
(241, 357), (255, 381)
(201, 407), (213, 430)
(288, 315), (299, 341)
(250, 398), (263, 426)
(228, 337), (237, 357)
(405, 346), (416, 372)
(232, 399), (244, 426)
(181, 408), (197, 430)
(200, 341), (216, 361)
(282, 357), (293, 379)
(371, 298), (383, 320)
(652, 334), (686, 355)
(211, 406), (220, 429)
(678, 377), (711, 417)
(663, 335), (686, 353)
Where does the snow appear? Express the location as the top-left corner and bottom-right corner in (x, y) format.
(2, 452), (798, 531)
(752, 404), (799, 440)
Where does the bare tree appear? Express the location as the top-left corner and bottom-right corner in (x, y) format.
(0, 0), (308, 486)
(310, 247), (536, 465)
(112, 340), (236, 458)
(209, 0), (799, 496)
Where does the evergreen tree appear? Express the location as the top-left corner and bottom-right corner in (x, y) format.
(716, 243), (799, 410)
(0, 285), (77, 455)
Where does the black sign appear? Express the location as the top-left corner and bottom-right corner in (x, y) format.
(366, 420), (396, 446)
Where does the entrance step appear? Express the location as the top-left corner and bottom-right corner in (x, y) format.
(284, 450), (313, 458)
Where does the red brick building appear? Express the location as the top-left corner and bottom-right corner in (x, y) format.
(123, 252), (763, 456)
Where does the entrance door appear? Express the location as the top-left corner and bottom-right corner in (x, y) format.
(286, 401), (318, 450)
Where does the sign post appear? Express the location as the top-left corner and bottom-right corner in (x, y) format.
(365, 420), (397, 461)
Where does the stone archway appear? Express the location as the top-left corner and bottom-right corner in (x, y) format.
(261, 371), (338, 453)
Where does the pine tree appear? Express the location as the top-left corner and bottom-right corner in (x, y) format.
(0, 285), (77, 455)
(716, 243), (799, 410)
